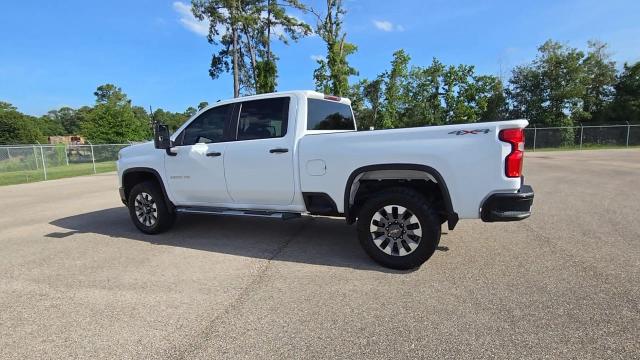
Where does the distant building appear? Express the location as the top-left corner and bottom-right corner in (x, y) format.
(48, 135), (86, 145)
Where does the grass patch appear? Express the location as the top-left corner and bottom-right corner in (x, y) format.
(0, 162), (116, 186)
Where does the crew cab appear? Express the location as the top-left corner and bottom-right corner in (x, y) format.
(117, 90), (534, 269)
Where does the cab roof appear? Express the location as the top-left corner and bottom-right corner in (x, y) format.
(204, 90), (352, 110)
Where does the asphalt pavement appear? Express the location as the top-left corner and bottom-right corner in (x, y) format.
(1, 149), (638, 359)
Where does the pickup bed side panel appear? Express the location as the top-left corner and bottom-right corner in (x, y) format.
(297, 120), (528, 219)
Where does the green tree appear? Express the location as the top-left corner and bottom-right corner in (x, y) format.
(42, 107), (84, 135)
(59, 107), (82, 134)
(255, 0), (311, 93)
(197, 101), (209, 111)
(132, 106), (152, 133)
(81, 85), (150, 143)
(313, 58), (331, 94)
(0, 103), (43, 144)
(255, 59), (278, 93)
(94, 84), (130, 105)
(363, 76), (384, 128)
(74, 106), (93, 130)
(353, 52), (510, 129)
(0, 101), (17, 111)
(508, 40), (585, 127)
(312, 0), (358, 96)
(382, 50), (410, 128)
(184, 106), (198, 117)
(192, 0), (310, 96)
(441, 64), (478, 124)
(608, 61), (640, 124)
(580, 40), (617, 123)
(153, 109), (191, 132)
(402, 61), (506, 125)
(402, 58), (446, 126)
(477, 77), (508, 122)
(346, 80), (367, 129)
(346, 76), (386, 130)
(39, 112), (65, 136)
(192, 0), (248, 97)
(507, 65), (545, 123)
(508, 40), (605, 145)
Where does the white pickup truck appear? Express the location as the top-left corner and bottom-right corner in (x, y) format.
(117, 90), (534, 269)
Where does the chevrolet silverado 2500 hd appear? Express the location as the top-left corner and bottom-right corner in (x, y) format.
(117, 90), (534, 269)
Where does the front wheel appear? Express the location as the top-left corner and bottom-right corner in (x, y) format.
(128, 181), (175, 234)
(356, 188), (441, 270)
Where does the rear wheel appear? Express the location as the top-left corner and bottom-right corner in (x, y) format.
(356, 187), (441, 270)
(128, 181), (175, 234)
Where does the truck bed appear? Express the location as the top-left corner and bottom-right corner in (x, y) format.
(297, 119), (529, 219)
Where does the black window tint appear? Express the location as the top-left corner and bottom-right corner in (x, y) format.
(307, 99), (355, 130)
(237, 97), (290, 140)
(180, 105), (230, 145)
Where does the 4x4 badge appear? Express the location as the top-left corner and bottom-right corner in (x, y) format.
(448, 129), (491, 135)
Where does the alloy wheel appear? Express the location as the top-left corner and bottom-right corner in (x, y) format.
(134, 192), (158, 227)
(369, 205), (422, 256)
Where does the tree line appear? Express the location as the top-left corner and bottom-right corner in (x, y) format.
(0, 84), (205, 145)
(349, 41), (640, 131)
(1, 0), (639, 144)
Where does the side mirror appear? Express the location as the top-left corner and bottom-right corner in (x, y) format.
(154, 124), (171, 149)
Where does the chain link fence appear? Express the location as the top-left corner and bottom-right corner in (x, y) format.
(0, 143), (130, 186)
(524, 124), (640, 151)
(0, 124), (638, 185)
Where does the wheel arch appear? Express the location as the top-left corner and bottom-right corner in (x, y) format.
(122, 167), (174, 210)
(344, 164), (458, 230)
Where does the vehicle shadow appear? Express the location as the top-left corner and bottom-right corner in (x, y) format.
(49, 207), (449, 273)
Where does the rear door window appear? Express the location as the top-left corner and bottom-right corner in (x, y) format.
(307, 99), (355, 130)
(236, 97), (290, 140)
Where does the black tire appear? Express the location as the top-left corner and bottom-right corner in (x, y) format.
(356, 187), (441, 270)
(127, 181), (175, 234)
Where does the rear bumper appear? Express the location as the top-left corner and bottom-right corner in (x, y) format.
(481, 185), (534, 222)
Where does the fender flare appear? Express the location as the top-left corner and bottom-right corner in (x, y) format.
(122, 167), (174, 210)
(343, 164), (458, 230)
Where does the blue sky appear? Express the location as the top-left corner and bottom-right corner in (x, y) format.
(1, 0), (639, 116)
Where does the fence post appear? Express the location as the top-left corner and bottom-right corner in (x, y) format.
(579, 125), (584, 149)
(33, 145), (39, 169)
(533, 126), (537, 152)
(64, 144), (69, 166)
(37, 142), (47, 180)
(6, 147), (10, 159)
(627, 122), (631, 147)
(89, 142), (96, 174)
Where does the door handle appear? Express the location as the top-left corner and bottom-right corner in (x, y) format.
(269, 148), (289, 154)
(206, 151), (222, 157)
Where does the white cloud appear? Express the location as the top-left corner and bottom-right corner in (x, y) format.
(373, 20), (393, 32)
(172, 3), (312, 41)
(373, 20), (404, 32)
(310, 55), (324, 62)
(270, 14), (315, 38)
(173, 1), (209, 37)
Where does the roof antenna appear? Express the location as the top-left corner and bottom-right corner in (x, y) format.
(149, 106), (156, 125)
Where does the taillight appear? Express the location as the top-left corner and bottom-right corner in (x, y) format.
(499, 128), (525, 178)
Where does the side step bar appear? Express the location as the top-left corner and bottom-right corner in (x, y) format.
(175, 206), (302, 220)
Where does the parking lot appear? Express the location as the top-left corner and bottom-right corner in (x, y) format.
(1, 149), (639, 359)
